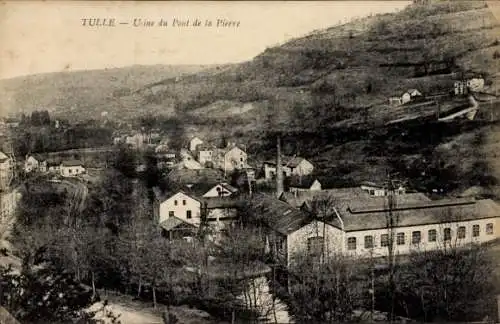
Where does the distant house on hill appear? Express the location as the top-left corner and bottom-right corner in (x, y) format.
(60, 160), (85, 177)
(263, 156), (314, 180)
(24, 154), (47, 173)
(213, 143), (250, 173)
(196, 143), (216, 167)
(189, 136), (204, 152)
(389, 89), (423, 106)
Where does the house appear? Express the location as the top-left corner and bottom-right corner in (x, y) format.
(277, 188), (500, 261)
(263, 156), (314, 180)
(213, 144), (250, 173)
(0, 151), (13, 191)
(153, 189), (241, 241)
(60, 160), (85, 177)
(288, 177), (322, 193)
(46, 158), (62, 173)
(24, 154), (47, 173)
(454, 81), (468, 95)
(401, 89), (422, 104)
(125, 133), (147, 148)
(466, 78), (485, 92)
(189, 136), (204, 152)
(249, 193), (343, 266)
(196, 144), (216, 167)
(360, 181), (406, 196)
(202, 182), (238, 198)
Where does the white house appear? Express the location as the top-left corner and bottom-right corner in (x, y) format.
(214, 144), (249, 173)
(157, 191), (202, 227)
(154, 189), (241, 240)
(24, 155), (47, 173)
(125, 133), (147, 148)
(202, 182), (238, 198)
(401, 89), (422, 104)
(196, 144), (215, 167)
(60, 160), (85, 177)
(263, 157), (314, 180)
(189, 136), (204, 152)
(360, 181), (406, 196)
(466, 78), (485, 92)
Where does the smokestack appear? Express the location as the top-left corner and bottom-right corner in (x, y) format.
(276, 136), (284, 198)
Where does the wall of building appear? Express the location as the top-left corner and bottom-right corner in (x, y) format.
(287, 220), (344, 266)
(223, 147), (247, 172)
(159, 192), (202, 226)
(343, 217), (499, 259)
(60, 166), (85, 177)
(198, 150), (213, 166)
(0, 189), (21, 224)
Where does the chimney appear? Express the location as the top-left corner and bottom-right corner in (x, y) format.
(276, 136), (284, 198)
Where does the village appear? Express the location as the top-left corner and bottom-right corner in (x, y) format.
(1, 0), (500, 319)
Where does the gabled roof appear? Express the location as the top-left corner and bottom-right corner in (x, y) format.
(61, 159), (84, 167)
(280, 189), (499, 232)
(264, 156), (309, 167)
(288, 177), (320, 189)
(160, 216), (197, 231)
(46, 157), (62, 166)
(249, 193), (312, 235)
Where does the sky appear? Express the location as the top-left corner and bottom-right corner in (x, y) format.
(0, 1), (410, 80)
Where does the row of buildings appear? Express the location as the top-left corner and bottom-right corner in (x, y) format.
(24, 155), (86, 177)
(152, 139), (500, 267)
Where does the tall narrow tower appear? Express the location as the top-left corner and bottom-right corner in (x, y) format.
(276, 136), (284, 198)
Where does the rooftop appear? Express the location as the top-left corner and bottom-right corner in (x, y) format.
(61, 159), (84, 167)
(249, 193), (312, 235)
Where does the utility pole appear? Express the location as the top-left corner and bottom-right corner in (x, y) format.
(385, 173), (397, 323)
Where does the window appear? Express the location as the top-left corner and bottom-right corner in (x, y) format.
(444, 228), (452, 241)
(240, 158), (243, 162)
(174, 200), (178, 206)
(182, 200), (186, 206)
(347, 237), (357, 250)
(428, 229), (437, 242)
(69, 169), (72, 174)
(397, 233), (405, 245)
(168, 211), (174, 217)
(458, 226), (466, 239)
(486, 223), (494, 235)
(307, 236), (324, 256)
(473, 224), (480, 237)
(364, 235), (374, 249)
(380, 234), (389, 247)
(186, 210), (192, 219)
(411, 231), (421, 244)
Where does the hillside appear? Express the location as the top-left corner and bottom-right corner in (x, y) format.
(133, 1), (500, 129)
(0, 65), (213, 121)
(131, 0), (499, 196)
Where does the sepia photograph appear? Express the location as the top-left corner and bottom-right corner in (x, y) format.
(0, 0), (500, 323)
